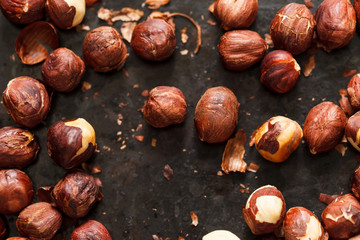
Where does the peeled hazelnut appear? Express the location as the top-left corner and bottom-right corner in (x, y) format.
(70, 220), (112, 240)
(47, 118), (96, 169)
(2, 77), (51, 128)
(218, 30), (267, 71)
(0, 169), (33, 214)
(202, 230), (240, 240)
(243, 185), (286, 235)
(83, 26), (128, 72)
(346, 111), (360, 152)
(260, 50), (301, 94)
(321, 194), (360, 239)
(194, 86), (239, 143)
(352, 165), (360, 199)
(131, 19), (176, 61)
(16, 202), (62, 240)
(251, 116), (303, 163)
(0, 217), (5, 240)
(347, 74), (360, 109)
(46, 0), (85, 29)
(143, 86), (187, 128)
(41, 48), (85, 92)
(315, 0), (356, 52)
(0, 0), (45, 25)
(51, 170), (102, 219)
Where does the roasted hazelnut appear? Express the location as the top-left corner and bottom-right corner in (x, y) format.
(243, 185), (286, 235)
(16, 202), (62, 240)
(47, 118), (96, 169)
(315, 0), (356, 52)
(83, 26), (128, 72)
(352, 165), (360, 199)
(194, 86), (239, 143)
(347, 74), (360, 109)
(131, 19), (176, 61)
(143, 86), (187, 128)
(0, 169), (33, 214)
(0, 0), (45, 25)
(51, 170), (102, 219)
(321, 194), (360, 239)
(251, 116), (303, 163)
(355, 0), (360, 28)
(0, 127), (39, 169)
(46, 0), (85, 29)
(303, 102), (346, 154)
(260, 50), (301, 94)
(202, 230), (240, 240)
(346, 111), (360, 151)
(70, 220), (112, 240)
(218, 30), (267, 71)
(2, 77), (50, 128)
(209, 0), (258, 30)
(0, 217), (5, 240)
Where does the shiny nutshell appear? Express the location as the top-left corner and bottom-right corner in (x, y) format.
(346, 111), (360, 151)
(70, 220), (112, 240)
(347, 74), (360, 109)
(46, 0), (85, 29)
(0, 0), (45, 25)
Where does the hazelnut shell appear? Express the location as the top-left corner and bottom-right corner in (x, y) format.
(347, 74), (360, 109)
(46, 0), (86, 29)
(346, 111), (360, 151)
(70, 220), (112, 240)
(0, 0), (45, 25)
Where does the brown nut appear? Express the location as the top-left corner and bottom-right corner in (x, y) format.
(321, 194), (360, 239)
(0, 217), (5, 240)
(0, 0), (45, 25)
(70, 220), (112, 240)
(0, 127), (39, 169)
(41, 47), (85, 92)
(47, 118), (96, 169)
(218, 30), (267, 71)
(131, 19), (176, 61)
(194, 86), (239, 143)
(46, 0), (85, 29)
(83, 26), (128, 72)
(303, 102), (346, 154)
(352, 165), (360, 200)
(346, 111), (360, 151)
(0, 169), (33, 214)
(355, 0), (360, 28)
(315, 0), (356, 52)
(251, 116), (303, 163)
(2, 77), (51, 128)
(260, 50), (301, 94)
(243, 185), (286, 235)
(347, 74), (360, 109)
(143, 86), (187, 128)
(16, 202), (62, 240)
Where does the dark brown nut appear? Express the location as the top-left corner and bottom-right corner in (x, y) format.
(41, 48), (85, 92)
(2, 77), (51, 128)
(47, 118), (96, 169)
(283, 207), (325, 240)
(251, 116), (303, 163)
(347, 74), (360, 109)
(209, 0), (258, 30)
(194, 86), (239, 143)
(0, 0), (45, 25)
(321, 194), (360, 239)
(346, 111), (360, 151)
(339, 88), (356, 117)
(83, 26), (128, 72)
(51, 170), (102, 219)
(131, 19), (176, 61)
(46, 0), (85, 29)
(260, 50), (301, 94)
(70, 220), (112, 240)
(218, 30), (267, 71)
(315, 0), (356, 52)
(143, 86), (187, 128)
(0, 217), (5, 240)
(352, 165), (360, 199)
(303, 102), (346, 154)
(243, 185), (286, 235)
(0, 169), (33, 214)
(270, 3), (316, 55)
(16, 202), (62, 240)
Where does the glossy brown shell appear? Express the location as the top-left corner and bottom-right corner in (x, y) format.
(347, 74), (360, 109)
(70, 220), (112, 240)
(0, 0), (45, 25)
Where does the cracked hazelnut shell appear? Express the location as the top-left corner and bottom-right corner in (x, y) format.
(0, 0), (45, 25)
(347, 74), (360, 109)
(46, 0), (85, 29)
(346, 111), (360, 152)
(70, 220), (112, 240)
(352, 165), (360, 199)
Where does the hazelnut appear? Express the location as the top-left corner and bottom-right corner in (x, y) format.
(0, 217), (5, 240)
(355, 0), (360, 28)
(131, 19), (176, 61)
(0, 169), (33, 214)
(0, 0), (45, 25)
(47, 118), (96, 169)
(260, 50), (301, 94)
(315, 0), (356, 52)
(0, 127), (39, 169)
(346, 111), (360, 152)
(251, 116), (303, 163)
(321, 194), (360, 239)
(2, 77), (51, 128)
(202, 230), (240, 240)
(194, 86), (239, 143)
(16, 202), (62, 240)
(347, 74), (360, 109)
(243, 185), (286, 235)
(143, 86), (187, 128)
(352, 165), (360, 199)
(70, 220), (112, 240)
(51, 170), (102, 219)
(303, 102), (347, 154)
(46, 0), (85, 29)
(83, 26), (128, 72)
(218, 30), (267, 71)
